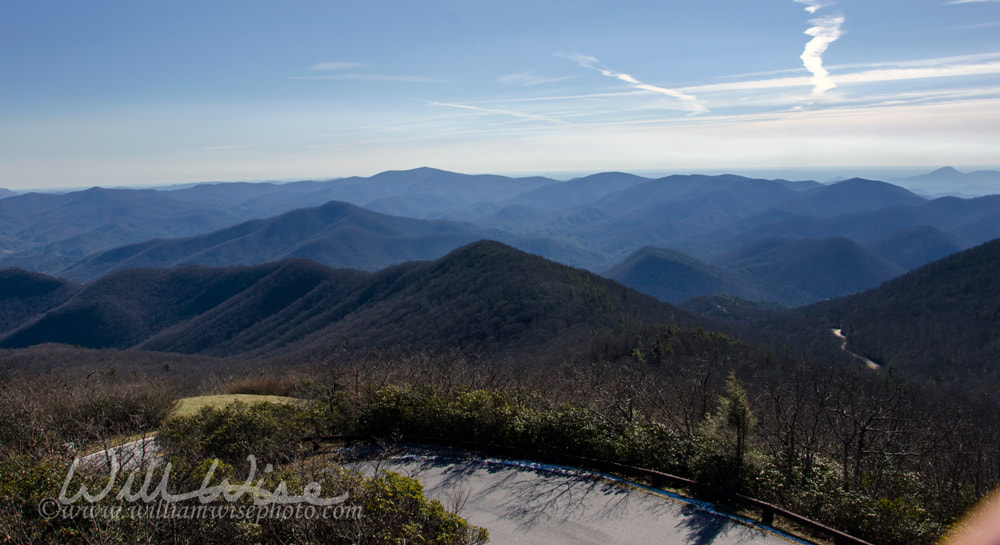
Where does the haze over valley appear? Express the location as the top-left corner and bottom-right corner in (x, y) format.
(2, 167), (999, 308)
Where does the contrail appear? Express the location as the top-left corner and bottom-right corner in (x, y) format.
(562, 54), (708, 114)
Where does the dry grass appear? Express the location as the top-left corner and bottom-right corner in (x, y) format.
(224, 375), (298, 396)
(170, 394), (305, 418)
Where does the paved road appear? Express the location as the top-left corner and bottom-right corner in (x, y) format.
(831, 328), (881, 370)
(80, 439), (807, 544)
(354, 451), (804, 545)
(78, 436), (159, 470)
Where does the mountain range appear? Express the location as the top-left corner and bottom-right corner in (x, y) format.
(3, 167), (1000, 308)
(5, 233), (999, 392)
(57, 200), (604, 282)
(892, 166), (1000, 197)
(0, 241), (692, 358)
(607, 236), (905, 306)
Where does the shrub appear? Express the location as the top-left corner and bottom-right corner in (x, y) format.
(158, 401), (314, 468)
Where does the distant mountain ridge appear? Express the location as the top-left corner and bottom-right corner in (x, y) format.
(57, 200), (606, 281)
(604, 246), (767, 304)
(0, 168), (565, 272)
(7, 167), (1000, 307)
(893, 166), (1000, 197)
(605, 237), (904, 307)
(0, 241), (693, 358)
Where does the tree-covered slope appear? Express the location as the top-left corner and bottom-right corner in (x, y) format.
(1, 241), (695, 358)
(761, 237), (1000, 384)
(604, 246), (768, 304)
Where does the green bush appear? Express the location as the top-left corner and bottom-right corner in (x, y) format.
(158, 401), (314, 468)
(356, 471), (488, 545)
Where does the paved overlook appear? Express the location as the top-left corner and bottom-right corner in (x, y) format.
(82, 440), (803, 544)
(356, 453), (802, 545)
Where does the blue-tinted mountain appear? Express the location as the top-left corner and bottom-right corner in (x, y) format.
(527, 174), (810, 260)
(678, 294), (787, 322)
(718, 237), (905, 306)
(863, 225), (963, 270)
(774, 178), (925, 217)
(0, 168), (562, 273)
(606, 237), (905, 307)
(604, 246), (768, 304)
(506, 172), (651, 210)
(0, 187), (246, 255)
(58, 201), (605, 281)
(1, 241), (693, 358)
(10, 167), (998, 308)
(731, 194), (1000, 251)
(475, 205), (555, 233)
(893, 167), (1000, 197)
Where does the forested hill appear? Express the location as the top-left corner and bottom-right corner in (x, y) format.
(0, 268), (80, 335)
(57, 200), (605, 281)
(0, 241), (696, 358)
(760, 237), (1000, 384)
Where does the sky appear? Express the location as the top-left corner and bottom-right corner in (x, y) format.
(2, 0), (1000, 189)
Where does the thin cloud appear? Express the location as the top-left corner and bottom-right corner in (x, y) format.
(682, 59), (1000, 94)
(827, 51), (1000, 70)
(946, 0), (1000, 4)
(429, 101), (567, 124)
(498, 71), (575, 86)
(560, 53), (708, 114)
(293, 74), (449, 83)
(800, 15), (845, 95)
(794, 0), (827, 14)
(309, 61), (365, 71)
(949, 21), (1000, 29)
(499, 91), (644, 103)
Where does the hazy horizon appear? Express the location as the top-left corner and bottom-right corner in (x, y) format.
(2, 1), (999, 190)
(6, 165), (999, 199)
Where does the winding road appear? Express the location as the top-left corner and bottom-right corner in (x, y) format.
(832, 329), (881, 370)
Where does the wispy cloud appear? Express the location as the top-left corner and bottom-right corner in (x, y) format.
(309, 61), (365, 71)
(950, 21), (1000, 29)
(299, 62), (445, 83)
(946, 0), (1000, 4)
(800, 15), (845, 95)
(682, 56), (1000, 94)
(791, 1), (845, 96)
(498, 71), (575, 87)
(560, 53), (708, 114)
(293, 74), (448, 83)
(794, 0), (827, 14)
(828, 51), (1000, 70)
(429, 101), (567, 124)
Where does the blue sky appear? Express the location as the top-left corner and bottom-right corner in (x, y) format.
(2, 0), (1000, 189)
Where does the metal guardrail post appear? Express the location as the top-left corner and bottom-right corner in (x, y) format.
(761, 505), (775, 527)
